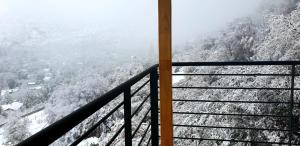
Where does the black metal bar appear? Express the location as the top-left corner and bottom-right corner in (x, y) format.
(124, 87), (132, 146)
(173, 137), (294, 145)
(131, 79), (150, 97)
(172, 99), (290, 104)
(289, 65), (296, 146)
(172, 61), (300, 66)
(172, 73), (293, 76)
(173, 124), (289, 132)
(150, 69), (159, 146)
(138, 123), (151, 146)
(132, 108), (151, 138)
(131, 94), (150, 117)
(105, 125), (125, 146)
(70, 102), (124, 146)
(172, 111), (289, 117)
(17, 65), (158, 146)
(172, 86), (297, 90)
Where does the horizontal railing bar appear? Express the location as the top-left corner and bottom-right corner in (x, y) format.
(172, 73), (294, 76)
(17, 64), (158, 146)
(172, 99), (291, 104)
(70, 102), (124, 146)
(173, 124), (289, 132)
(131, 94), (150, 117)
(105, 125), (125, 146)
(173, 137), (295, 145)
(172, 61), (300, 66)
(138, 122), (151, 146)
(172, 111), (289, 117)
(159, 99), (300, 104)
(131, 79), (150, 97)
(132, 108), (151, 138)
(172, 86), (299, 90)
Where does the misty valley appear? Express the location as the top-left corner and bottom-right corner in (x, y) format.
(1, 0), (300, 145)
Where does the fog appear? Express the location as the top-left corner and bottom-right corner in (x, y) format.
(173, 0), (263, 45)
(0, 0), (262, 61)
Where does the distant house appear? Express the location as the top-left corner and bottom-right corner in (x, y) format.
(27, 82), (36, 86)
(1, 102), (23, 111)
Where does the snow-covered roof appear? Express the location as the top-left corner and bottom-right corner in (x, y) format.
(30, 86), (42, 90)
(1, 102), (23, 111)
(28, 82), (36, 85)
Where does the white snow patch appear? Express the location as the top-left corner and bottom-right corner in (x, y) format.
(0, 90), (6, 96)
(173, 68), (185, 84)
(77, 137), (100, 146)
(1, 89), (19, 96)
(43, 68), (50, 72)
(26, 110), (48, 135)
(43, 76), (51, 82)
(1, 102), (23, 111)
(0, 128), (5, 146)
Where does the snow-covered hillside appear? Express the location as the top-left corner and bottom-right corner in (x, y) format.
(1, 0), (300, 145)
(171, 0), (300, 145)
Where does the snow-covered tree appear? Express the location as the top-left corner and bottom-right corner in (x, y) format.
(4, 119), (30, 145)
(172, 0), (300, 145)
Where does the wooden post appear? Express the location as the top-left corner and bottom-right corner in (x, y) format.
(158, 0), (173, 146)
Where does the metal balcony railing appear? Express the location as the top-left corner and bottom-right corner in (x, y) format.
(17, 64), (159, 146)
(172, 61), (300, 146)
(17, 61), (300, 146)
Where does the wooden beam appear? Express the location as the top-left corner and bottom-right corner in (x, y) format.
(158, 0), (173, 146)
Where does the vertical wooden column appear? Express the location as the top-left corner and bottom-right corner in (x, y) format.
(158, 0), (173, 146)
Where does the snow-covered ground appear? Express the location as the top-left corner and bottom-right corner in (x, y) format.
(172, 67), (185, 84)
(26, 110), (48, 134)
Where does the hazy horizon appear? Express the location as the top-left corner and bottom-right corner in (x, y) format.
(0, 0), (262, 59)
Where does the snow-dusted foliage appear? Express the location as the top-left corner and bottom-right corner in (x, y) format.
(172, 0), (300, 145)
(252, 3), (300, 61)
(1, 0), (300, 145)
(0, 22), (152, 145)
(172, 65), (295, 145)
(3, 119), (30, 145)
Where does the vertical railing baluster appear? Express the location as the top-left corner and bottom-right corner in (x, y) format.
(150, 68), (159, 146)
(124, 87), (132, 146)
(289, 65), (295, 146)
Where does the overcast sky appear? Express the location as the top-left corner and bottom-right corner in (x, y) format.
(0, 0), (262, 54)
